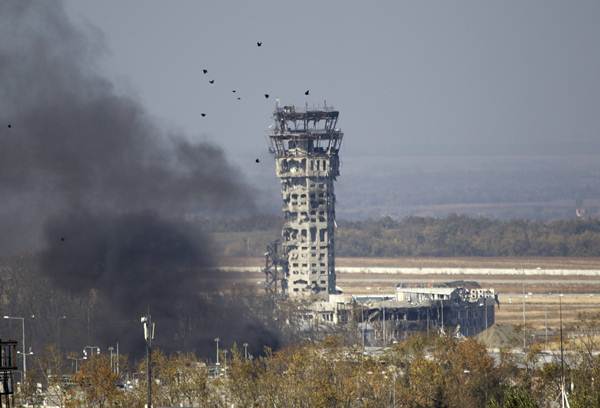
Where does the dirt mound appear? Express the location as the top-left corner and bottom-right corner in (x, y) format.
(476, 324), (521, 349)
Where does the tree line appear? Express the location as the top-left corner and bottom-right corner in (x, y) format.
(15, 330), (600, 407)
(336, 215), (600, 257)
(206, 214), (600, 257)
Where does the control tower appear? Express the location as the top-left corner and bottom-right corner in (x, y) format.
(266, 104), (343, 298)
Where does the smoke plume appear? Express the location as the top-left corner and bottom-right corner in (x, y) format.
(0, 1), (277, 356)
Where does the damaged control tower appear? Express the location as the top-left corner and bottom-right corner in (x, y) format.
(265, 103), (343, 298)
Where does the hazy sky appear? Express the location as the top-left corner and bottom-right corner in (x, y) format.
(63, 0), (600, 160)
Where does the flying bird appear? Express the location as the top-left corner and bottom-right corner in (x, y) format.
(60, 237), (65, 242)
(237, 97), (241, 100)
(305, 90), (310, 96)
(255, 158), (260, 163)
(209, 80), (215, 84)
(7, 124), (11, 128)
(202, 69), (208, 74)
(201, 113), (206, 117)
(264, 94), (269, 99)
(232, 90), (236, 93)
(257, 41), (262, 47)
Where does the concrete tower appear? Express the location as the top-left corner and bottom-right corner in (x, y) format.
(267, 104), (343, 298)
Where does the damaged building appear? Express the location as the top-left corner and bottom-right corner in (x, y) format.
(305, 284), (498, 342)
(264, 103), (343, 298)
(261, 105), (497, 340)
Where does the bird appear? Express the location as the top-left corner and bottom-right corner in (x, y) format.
(60, 237), (65, 242)
(7, 124), (11, 128)
(257, 41), (262, 47)
(202, 69), (208, 74)
(209, 80), (215, 84)
(237, 97), (241, 100)
(255, 158), (260, 163)
(305, 90), (310, 96)
(264, 94), (269, 99)
(201, 113), (206, 117)
(232, 90), (236, 93)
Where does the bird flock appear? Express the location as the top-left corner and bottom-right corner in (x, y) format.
(198, 41), (311, 164)
(5, 42), (313, 165)
(199, 41), (310, 119)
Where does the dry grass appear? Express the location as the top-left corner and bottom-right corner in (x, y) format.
(219, 256), (600, 269)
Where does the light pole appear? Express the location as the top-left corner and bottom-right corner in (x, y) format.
(243, 343), (249, 360)
(141, 314), (155, 408)
(67, 356), (86, 373)
(4, 315), (28, 381)
(223, 350), (228, 369)
(214, 337), (220, 367)
(108, 346), (114, 372)
(391, 370), (397, 408)
(83, 346), (101, 358)
(558, 293), (570, 408)
(57, 315), (67, 355)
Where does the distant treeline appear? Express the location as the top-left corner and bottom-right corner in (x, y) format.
(205, 214), (600, 257)
(337, 215), (600, 257)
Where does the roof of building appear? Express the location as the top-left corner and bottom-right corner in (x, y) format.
(395, 287), (458, 295)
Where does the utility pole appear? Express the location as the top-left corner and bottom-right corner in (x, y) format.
(361, 306), (366, 350)
(484, 298), (488, 329)
(214, 337), (220, 369)
(67, 356), (85, 373)
(108, 347), (114, 372)
(522, 270), (527, 350)
(243, 343), (249, 360)
(141, 313), (155, 408)
(544, 304), (548, 351)
(440, 299), (444, 334)
(382, 307), (386, 346)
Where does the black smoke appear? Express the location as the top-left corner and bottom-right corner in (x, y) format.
(0, 1), (277, 356)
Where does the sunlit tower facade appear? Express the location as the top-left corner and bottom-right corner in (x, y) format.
(267, 104), (343, 298)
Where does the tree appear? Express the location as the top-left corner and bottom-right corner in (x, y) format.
(72, 355), (122, 407)
(487, 386), (538, 408)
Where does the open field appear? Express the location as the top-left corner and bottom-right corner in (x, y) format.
(218, 256), (600, 332)
(219, 256), (600, 269)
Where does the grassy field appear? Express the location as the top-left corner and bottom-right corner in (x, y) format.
(219, 256), (600, 269)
